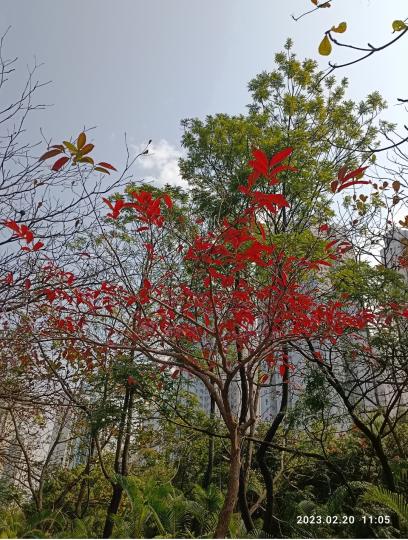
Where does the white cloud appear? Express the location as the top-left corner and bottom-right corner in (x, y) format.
(132, 139), (187, 188)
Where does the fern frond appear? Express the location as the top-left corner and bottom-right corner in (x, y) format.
(362, 486), (408, 522)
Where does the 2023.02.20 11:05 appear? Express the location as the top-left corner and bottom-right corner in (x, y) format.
(296, 515), (391, 525)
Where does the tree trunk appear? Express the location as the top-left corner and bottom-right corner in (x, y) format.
(238, 464), (254, 532)
(257, 359), (289, 535)
(371, 437), (399, 530)
(75, 436), (95, 517)
(214, 430), (241, 538)
(203, 394), (216, 489)
(102, 484), (123, 538)
(102, 386), (130, 538)
(371, 437), (396, 492)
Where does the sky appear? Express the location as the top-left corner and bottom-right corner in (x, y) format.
(2, 0), (407, 187)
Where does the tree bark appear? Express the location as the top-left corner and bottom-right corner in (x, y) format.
(102, 484), (123, 538)
(256, 359), (289, 535)
(102, 386), (130, 538)
(238, 464), (254, 532)
(75, 436), (95, 517)
(214, 430), (241, 538)
(203, 394), (216, 489)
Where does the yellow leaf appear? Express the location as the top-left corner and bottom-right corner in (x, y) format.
(318, 35), (332, 56)
(331, 22), (347, 33)
(94, 166), (110, 174)
(77, 132), (86, 149)
(78, 143), (94, 156)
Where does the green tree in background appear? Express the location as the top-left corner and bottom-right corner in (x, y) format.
(180, 39), (386, 230)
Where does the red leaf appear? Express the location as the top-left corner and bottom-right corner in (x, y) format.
(127, 375), (136, 385)
(171, 369), (180, 379)
(314, 259), (332, 267)
(20, 225), (34, 243)
(279, 364), (286, 377)
(102, 197), (126, 219)
(162, 193), (173, 209)
(142, 278), (151, 289)
(251, 149), (268, 169)
(5, 272), (13, 285)
(52, 156), (70, 171)
(102, 197), (114, 211)
(259, 373), (269, 384)
(337, 166), (348, 181)
(331, 180), (339, 193)
(269, 147), (293, 168)
(325, 240), (338, 251)
(268, 165), (298, 184)
(319, 224), (330, 233)
(144, 242), (154, 255)
(39, 148), (63, 161)
(32, 241), (44, 251)
(24, 278), (31, 289)
(337, 180), (370, 192)
(258, 222), (266, 241)
(21, 246), (31, 252)
(98, 161), (117, 171)
(251, 192), (289, 211)
(342, 166), (368, 183)
(3, 220), (20, 234)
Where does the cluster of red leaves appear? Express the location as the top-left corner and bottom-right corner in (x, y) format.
(33, 150), (377, 378)
(381, 302), (408, 322)
(238, 148), (296, 213)
(102, 191), (172, 226)
(15, 146), (408, 381)
(330, 166), (371, 193)
(2, 220), (44, 252)
(247, 148), (298, 186)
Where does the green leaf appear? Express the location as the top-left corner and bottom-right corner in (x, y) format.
(77, 156), (95, 165)
(392, 20), (407, 32)
(63, 141), (78, 154)
(318, 35), (332, 56)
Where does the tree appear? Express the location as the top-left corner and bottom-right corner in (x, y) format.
(2, 32), (408, 539)
(22, 144), (381, 537)
(179, 40), (385, 225)
(178, 41), (395, 534)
